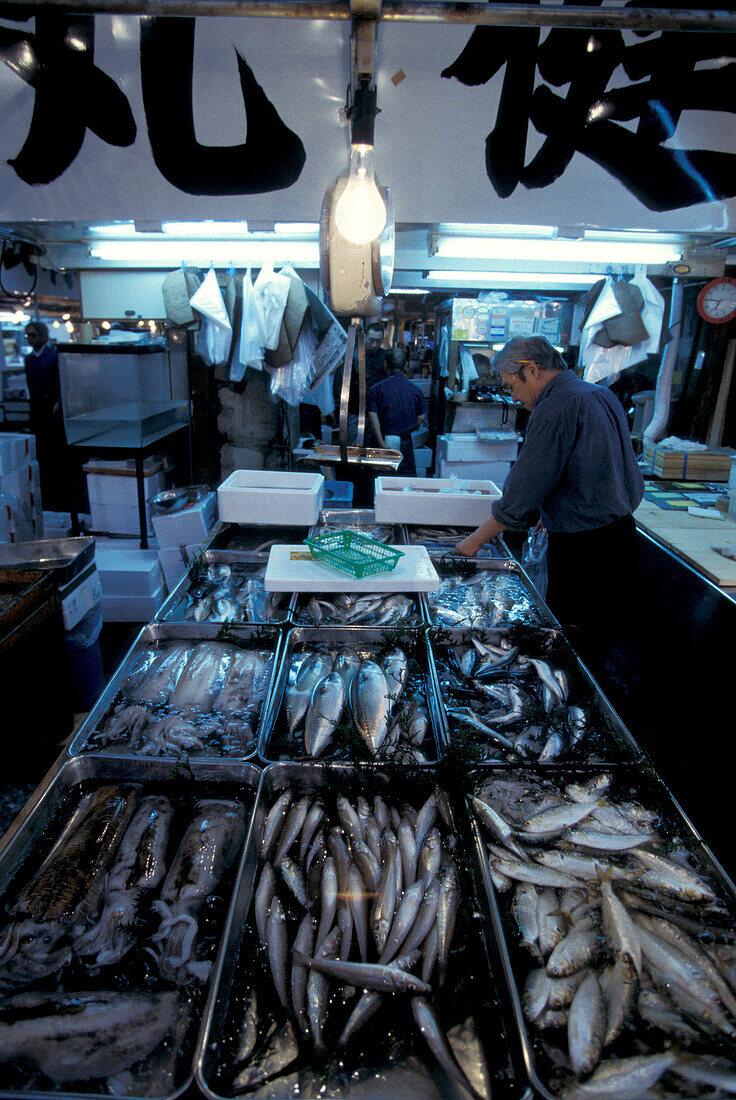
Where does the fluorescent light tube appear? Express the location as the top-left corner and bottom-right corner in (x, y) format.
(426, 270), (600, 287)
(438, 223), (556, 238)
(273, 222), (319, 235)
(88, 240), (320, 265)
(162, 221), (248, 237)
(434, 237), (681, 264)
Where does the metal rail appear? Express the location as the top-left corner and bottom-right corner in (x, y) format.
(0, 0), (735, 31)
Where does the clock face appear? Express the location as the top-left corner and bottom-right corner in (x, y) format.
(697, 277), (736, 324)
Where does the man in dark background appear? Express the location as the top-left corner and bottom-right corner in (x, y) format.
(367, 347), (425, 476)
(24, 320), (69, 511)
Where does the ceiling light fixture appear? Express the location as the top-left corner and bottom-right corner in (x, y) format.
(87, 240), (320, 266)
(432, 236), (682, 265)
(425, 270), (601, 287)
(334, 83), (386, 246)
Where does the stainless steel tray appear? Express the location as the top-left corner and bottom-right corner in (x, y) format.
(258, 626), (447, 766)
(310, 509), (405, 545)
(422, 555), (558, 631)
(0, 536), (96, 584)
(429, 626), (642, 766)
(0, 754), (261, 1100)
(467, 764), (736, 1100)
(67, 622), (284, 762)
(203, 522), (313, 554)
(406, 526), (512, 559)
(155, 551), (291, 626)
(195, 762), (533, 1100)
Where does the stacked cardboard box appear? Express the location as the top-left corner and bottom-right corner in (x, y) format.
(0, 432), (42, 542)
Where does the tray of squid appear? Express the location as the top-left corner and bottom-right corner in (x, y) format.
(258, 627), (446, 766)
(67, 623), (282, 761)
(155, 553), (291, 627)
(194, 763), (533, 1100)
(0, 753), (260, 1100)
(429, 625), (642, 766)
(467, 764), (736, 1100)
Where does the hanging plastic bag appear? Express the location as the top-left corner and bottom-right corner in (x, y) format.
(236, 268), (265, 378)
(253, 261), (290, 350)
(522, 525), (549, 599)
(189, 268), (232, 365)
(270, 323), (317, 407)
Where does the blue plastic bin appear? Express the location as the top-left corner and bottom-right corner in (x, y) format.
(322, 480), (353, 508)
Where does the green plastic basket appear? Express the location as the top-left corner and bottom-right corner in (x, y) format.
(305, 530), (404, 579)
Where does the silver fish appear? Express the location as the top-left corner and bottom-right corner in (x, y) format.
(523, 968), (553, 1022)
(254, 863), (275, 945)
(347, 865), (370, 961)
(437, 862), (461, 985)
(337, 950), (421, 1046)
(379, 880), (425, 964)
(266, 896), (289, 1007)
(600, 955), (637, 1046)
(560, 1053), (676, 1099)
(520, 801), (599, 841)
(307, 926), (341, 1055)
(285, 652), (334, 733)
(291, 914), (316, 1037)
(304, 672), (345, 757)
(547, 928), (602, 977)
(280, 857), (310, 909)
(382, 647), (408, 711)
(232, 1019), (299, 1093)
(417, 827), (443, 888)
(630, 848), (717, 903)
(411, 997), (478, 1098)
(274, 796), (312, 866)
(350, 660), (390, 754)
(371, 841), (399, 953)
(512, 883), (543, 962)
(260, 790), (292, 860)
(568, 971), (606, 1077)
(293, 951), (432, 994)
(316, 856), (338, 948)
(233, 987), (259, 1066)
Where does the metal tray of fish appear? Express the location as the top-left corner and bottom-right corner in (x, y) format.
(423, 556), (557, 631)
(195, 762), (533, 1100)
(289, 587), (422, 627)
(67, 623), (283, 762)
(309, 509), (405, 545)
(155, 552), (291, 626)
(203, 522), (313, 554)
(0, 753), (261, 1100)
(258, 627), (446, 766)
(406, 526), (512, 559)
(467, 764), (736, 1100)
(429, 626), (642, 766)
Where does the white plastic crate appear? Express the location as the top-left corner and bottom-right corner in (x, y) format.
(218, 470), (324, 526)
(374, 476), (501, 526)
(437, 431), (520, 463)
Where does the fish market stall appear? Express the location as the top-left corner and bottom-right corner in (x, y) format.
(259, 628), (444, 765)
(156, 554), (290, 626)
(423, 557), (554, 630)
(468, 766), (736, 1100)
(431, 627), (641, 765)
(195, 764), (531, 1100)
(68, 624), (281, 760)
(0, 755), (259, 1098)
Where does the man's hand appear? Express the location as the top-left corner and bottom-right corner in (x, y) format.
(456, 534), (483, 557)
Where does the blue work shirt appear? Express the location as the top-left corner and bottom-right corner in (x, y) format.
(492, 371), (644, 534)
(367, 373), (424, 436)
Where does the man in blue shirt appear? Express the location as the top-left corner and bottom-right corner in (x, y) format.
(367, 347), (425, 476)
(457, 336), (644, 664)
(24, 320), (70, 511)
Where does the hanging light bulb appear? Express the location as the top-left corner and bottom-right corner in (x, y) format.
(335, 143), (386, 246)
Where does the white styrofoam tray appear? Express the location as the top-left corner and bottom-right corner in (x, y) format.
(374, 476), (501, 527)
(217, 470), (324, 527)
(264, 544), (440, 593)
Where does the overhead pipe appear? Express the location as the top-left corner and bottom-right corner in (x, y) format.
(643, 278), (683, 445)
(1, 0), (736, 30)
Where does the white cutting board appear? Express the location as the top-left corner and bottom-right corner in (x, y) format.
(264, 544), (441, 593)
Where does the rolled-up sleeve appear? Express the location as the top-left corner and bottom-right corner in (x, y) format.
(491, 406), (576, 528)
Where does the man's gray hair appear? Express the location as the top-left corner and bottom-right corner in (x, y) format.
(494, 335), (566, 375)
(386, 346), (407, 372)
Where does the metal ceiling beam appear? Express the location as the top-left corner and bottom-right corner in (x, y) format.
(1, 0), (735, 32)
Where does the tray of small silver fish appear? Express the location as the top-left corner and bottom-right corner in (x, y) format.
(290, 587), (421, 627)
(155, 554), (290, 626)
(0, 753), (260, 1099)
(467, 765), (736, 1100)
(68, 623), (282, 761)
(406, 526), (511, 559)
(203, 522), (313, 554)
(423, 557), (556, 630)
(430, 626), (641, 765)
(310, 508), (405, 545)
(258, 627), (445, 766)
(194, 763), (532, 1100)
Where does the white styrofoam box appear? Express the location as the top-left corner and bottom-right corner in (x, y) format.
(157, 545), (189, 593)
(152, 491), (217, 549)
(43, 511), (73, 539)
(101, 582), (166, 623)
(412, 426), (429, 449)
(218, 471), (324, 527)
(90, 499), (155, 536)
(375, 476), (501, 526)
(265, 544), (440, 593)
(96, 544), (164, 596)
(0, 432), (35, 475)
(451, 404), (518, 432)
(437, 432), (520, 463)
(58, 564), (102, 632)
(438, 458), (512, 486)
(84, 462), (165, 506)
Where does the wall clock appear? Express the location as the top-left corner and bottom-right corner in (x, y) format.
(697, 277), (736, 324)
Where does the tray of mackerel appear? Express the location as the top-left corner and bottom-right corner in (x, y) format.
(203, 522), (313, 554)
(407, 526), (511, 559)
(67, 623), (282, 761)
(290, 587), (421, 627)
(430, 625), (641, 765)
(194, 763), (532, 1100)
(423, 557), (555, 631)
(310, 508), (405, 545)
(0, 754), (260, 1099)
(258, 627), (445, 766)
(467, 764), (736, 1100)
(155, 553), (291, 626)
